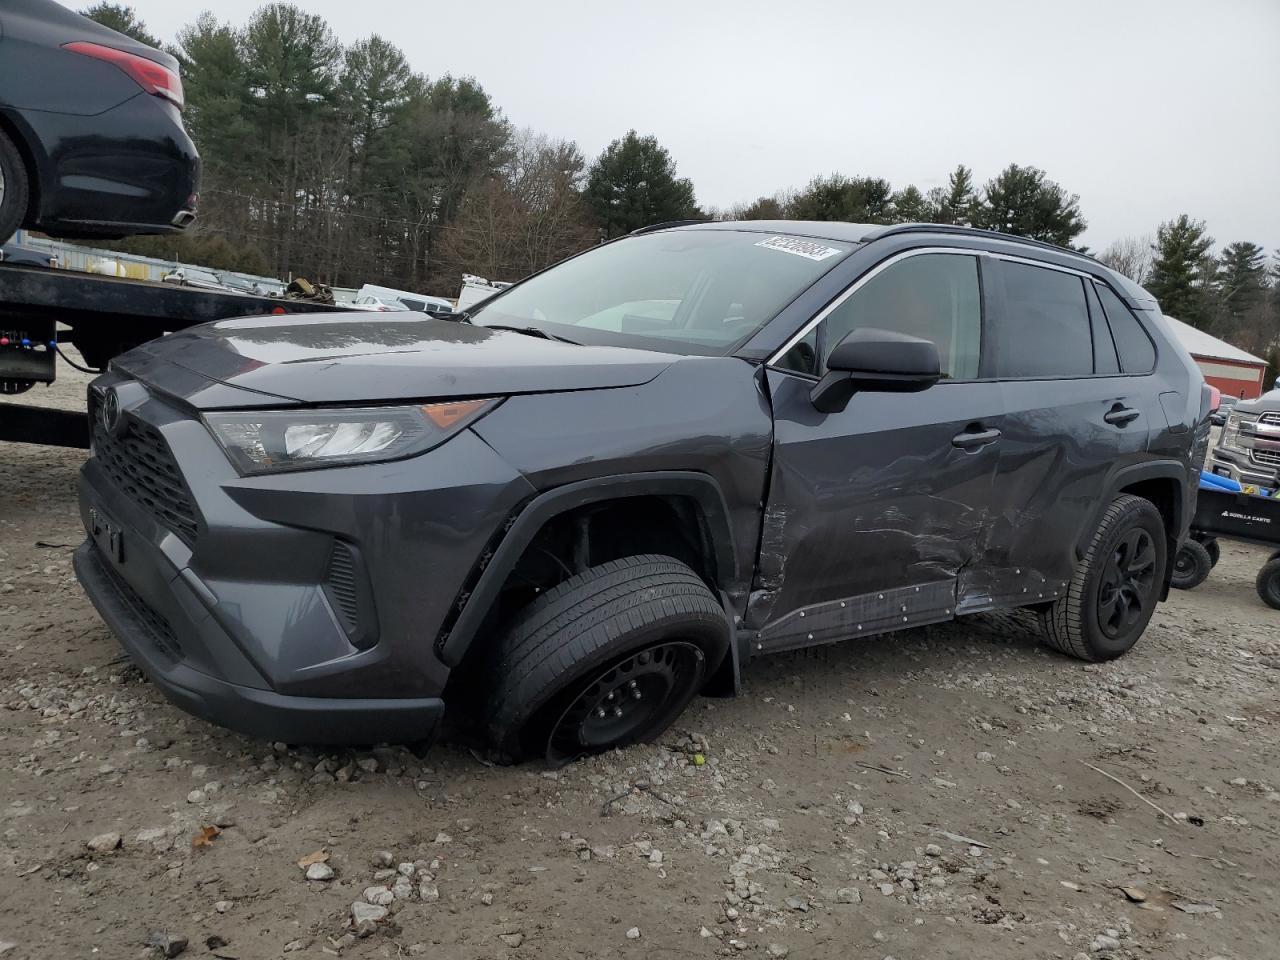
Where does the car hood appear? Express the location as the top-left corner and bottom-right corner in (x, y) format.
(1234, 390), (1280, 417)
(114, 312), (678, 409)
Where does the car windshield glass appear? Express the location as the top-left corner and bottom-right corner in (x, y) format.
(469, 230), (853, 355)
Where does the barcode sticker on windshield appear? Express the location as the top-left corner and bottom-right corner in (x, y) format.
(755, 236), (845, 261)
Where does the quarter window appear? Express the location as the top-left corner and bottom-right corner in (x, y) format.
(783, 253), (981, 379)
(995, 261), (1093, 378)
(1096, 284), (1156, 374)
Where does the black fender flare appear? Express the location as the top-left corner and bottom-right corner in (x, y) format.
(1080, 460), (1189, 589)
(438, 471), (739, 668)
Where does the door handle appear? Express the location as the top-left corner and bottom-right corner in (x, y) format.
(1104, 405), (1141, 427)
(951, 427), (1001, 449)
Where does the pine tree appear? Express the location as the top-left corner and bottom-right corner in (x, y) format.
(585, 132), (698, 238)
(974, 164), (1086, 247)
(1217, 241), (1268, 328)
(79, 3), (161, 47)
(925, 164), (977, 225)
(890, 185), (927, 223)
(786, 174), (893, 223)
(1146, 215), (1214, 327)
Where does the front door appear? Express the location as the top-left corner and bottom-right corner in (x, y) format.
(748, 250), (1003, 653)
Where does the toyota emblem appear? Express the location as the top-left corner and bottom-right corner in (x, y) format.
(101, 388), (122, 436)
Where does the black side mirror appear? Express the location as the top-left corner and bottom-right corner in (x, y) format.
(810, 327), (941, 413)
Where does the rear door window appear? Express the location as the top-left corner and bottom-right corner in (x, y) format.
(994, 261), (1093, 378)
(1095, 284), (1157, 374)
(1085, 282), (1120, 375)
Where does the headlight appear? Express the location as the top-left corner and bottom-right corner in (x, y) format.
(1221, 411), (1243, 449)
(204, 399), (500, 475)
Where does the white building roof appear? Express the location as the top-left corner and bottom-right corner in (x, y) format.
(1161, 314), (1267, 367)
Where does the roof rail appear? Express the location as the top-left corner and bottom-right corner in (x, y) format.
(629, 219), (707, 235)
(864, 223), (1100, 264)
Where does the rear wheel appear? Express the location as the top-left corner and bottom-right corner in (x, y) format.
(1257, 557), (1280, 611)
(486, 555), (729, 763)
(0, 128), (30, 242)
(1038, 495), (1166, 661)
(1202, 537), (1221, 568)
(1171, 539), (1212, 590)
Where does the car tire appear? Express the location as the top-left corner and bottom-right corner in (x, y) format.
(1257, 557), (1280, 611)
(0, 128), (30, 243)
(1170, 539), (1212, 590)
(1038, 495), (1166, 661)
(486, 554), (729, 763)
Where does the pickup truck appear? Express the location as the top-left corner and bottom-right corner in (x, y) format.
(1211, 388), (1280, 488)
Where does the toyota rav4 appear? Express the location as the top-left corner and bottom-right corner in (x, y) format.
(74, 221), (1211, 762)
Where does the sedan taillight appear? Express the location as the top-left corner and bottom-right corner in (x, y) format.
(63, 41), (185, 110)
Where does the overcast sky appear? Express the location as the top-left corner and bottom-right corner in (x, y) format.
(103, 0), (1280, 255)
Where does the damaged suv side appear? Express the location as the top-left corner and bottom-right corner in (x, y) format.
(74, 221), (1210, 762)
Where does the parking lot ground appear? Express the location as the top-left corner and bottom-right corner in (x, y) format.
(2, 374), (1278, 959)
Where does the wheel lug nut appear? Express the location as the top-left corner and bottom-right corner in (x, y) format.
(606, 692), (614, 701)
(628, 680), (637, 688)
(632, 690), (642, 700)
(596, 708), (607, 719)
(612, 706), (623, 718)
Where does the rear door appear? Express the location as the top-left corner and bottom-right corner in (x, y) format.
(750, 250), (1005, 651)
(982, 258), (1152, 605)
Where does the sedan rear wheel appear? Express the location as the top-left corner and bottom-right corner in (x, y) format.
(0, 129), (30, 242)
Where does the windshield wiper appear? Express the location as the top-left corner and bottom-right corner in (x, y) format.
(481, 324), (579, 345)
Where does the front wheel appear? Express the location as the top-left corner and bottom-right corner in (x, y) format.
(1038, 495), (1167, 661)
(486, 555), (729, 763)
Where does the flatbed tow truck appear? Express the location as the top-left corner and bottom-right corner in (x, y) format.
(0, 262), (342, 448)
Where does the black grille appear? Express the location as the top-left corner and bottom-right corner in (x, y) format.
(326, 541), (360, 631)
(91, 401), (200, 544)
(98, 554), (183, 663)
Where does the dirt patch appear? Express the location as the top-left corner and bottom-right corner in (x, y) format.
(2, 377), (1278, 959)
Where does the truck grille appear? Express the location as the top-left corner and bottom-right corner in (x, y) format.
(1260, 412), (1280, 427)
(1251, 448), (1280, 468)
(91, 402), (200, 544)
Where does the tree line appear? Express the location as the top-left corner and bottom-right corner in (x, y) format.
(83, 3), (1278, 377)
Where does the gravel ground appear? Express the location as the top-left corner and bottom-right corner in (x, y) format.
(2, 368), (1279, 959)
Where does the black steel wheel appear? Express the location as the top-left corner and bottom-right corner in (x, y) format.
(546, 641), (705, 764)
(487, 555), (729, 763)
(1171, 539), (1212, 590)
(1038, 495), (1166, 661)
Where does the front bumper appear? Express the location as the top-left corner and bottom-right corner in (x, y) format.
(1210, 445), (1278, 487)
(75, 542), (444, 744)
(74, 371), (536, 743)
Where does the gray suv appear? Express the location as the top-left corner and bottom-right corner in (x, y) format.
(74, 221), (1211, 762)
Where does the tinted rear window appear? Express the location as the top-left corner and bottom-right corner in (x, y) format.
(1096, 283), (1156, 374)
(996, 262), (1092, 378)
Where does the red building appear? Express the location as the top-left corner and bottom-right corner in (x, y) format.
(1161, 315), (1270, 400)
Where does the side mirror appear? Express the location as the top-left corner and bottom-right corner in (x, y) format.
(810, 327), (941, 413)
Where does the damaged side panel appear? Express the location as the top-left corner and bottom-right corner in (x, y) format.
(747, 369), (1005, 639)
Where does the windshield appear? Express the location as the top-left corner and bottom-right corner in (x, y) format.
(469, 229), (853, 355)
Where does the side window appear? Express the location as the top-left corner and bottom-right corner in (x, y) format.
(802, 253), (981, 379)
(1085, 282), (1120, 375)
(995, 262), (1093, 378)
(1096, 284), (1157, 374)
